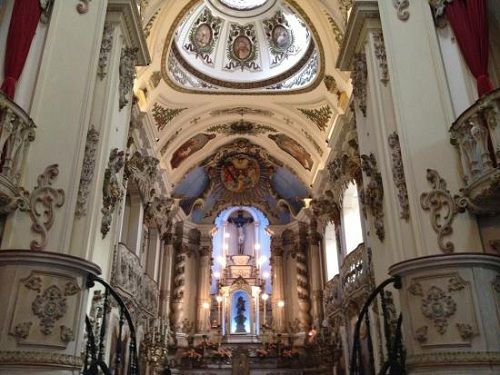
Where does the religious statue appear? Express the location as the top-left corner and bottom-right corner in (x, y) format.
(235, 296), (247, 333)
(228, 211), (254, 255)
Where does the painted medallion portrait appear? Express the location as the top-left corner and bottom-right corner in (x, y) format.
(233, 35), (252, 61)
(220, 155), (260, 193)
(272, 25), (291, 50)
(194, 23), (213, 49)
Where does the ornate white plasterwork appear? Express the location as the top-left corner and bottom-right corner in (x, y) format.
(101, 149), (125, 238)
(75, 126), (99, 218)
(352, 52), (367, 117)
(393, 0), (410, 21)
(118, 47), (138, 110)
(18, 165), (65, 251)
(420, 169), (467, 253)
(373, 32), (389, 85)
(388, 132), (409, 220)
(97, 24), (114, 80)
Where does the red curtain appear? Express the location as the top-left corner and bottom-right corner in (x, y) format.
(445, 0), (493, 97)
(1, 0), (42, 99)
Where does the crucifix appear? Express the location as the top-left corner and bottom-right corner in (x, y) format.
(228, 210), (254, 255)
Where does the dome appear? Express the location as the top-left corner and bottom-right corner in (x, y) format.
(163, 0), (322, 94)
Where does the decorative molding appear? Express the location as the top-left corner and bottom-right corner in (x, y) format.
(39, 0), (54, 23)
(420, 169), (466, 253)
(10, 322), (33, 341)
(324, 13), (343, 45)
(207, 120), (277, 136)
(0, 351), (83, 368)
(352, 53), (367, 116)
(32, 285), (68, 335)
(152, 103), (187, 131)
(124, 151), (159, 203)
(160, 128), (182, 155)
(373, 32), (389, 84)
(456, 323), (474, 340)
(301, 129), (323, 156)
(18, 165), (65, 251)
(75, 126), (99, 218)
(324, 75), (340, 97)
(76, 0), (91, 15)
(298, 104), (333, 131)
(210, 107), (273, 117)
(415, 326), (428, 343)
(360, 153), (385, 241)
(97, 24), (114, 80)
(388, 132), (409, 220)
(393, 0), (410, 21)
(101, 149), (125, 238)
(429, 0), (453, 27)
(144, 196), (175, 237)
(149, 71), (162, 89)
(118, 47), (138, 110)
(144, 8), (161, 39)
(406, 352), (500, 367)
(420, 286), (456, 334)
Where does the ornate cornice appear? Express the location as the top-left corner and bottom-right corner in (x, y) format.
(0, 351), (82, 368)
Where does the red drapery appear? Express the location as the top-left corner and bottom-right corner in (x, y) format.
(445, 0), (493, 97)
(0, 0), (41, 99)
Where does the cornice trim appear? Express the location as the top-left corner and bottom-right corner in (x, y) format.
(107, 0), (151, 65)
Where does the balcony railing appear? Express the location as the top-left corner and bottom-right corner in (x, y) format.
(0, 92), (36, 214)
(450, 88), (500, 214)
(340, 243), (374, 317)
(111, 242), (160, 318)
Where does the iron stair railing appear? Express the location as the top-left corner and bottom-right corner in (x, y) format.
(350, 275), (405, 375)
(83, 274), (140, 375)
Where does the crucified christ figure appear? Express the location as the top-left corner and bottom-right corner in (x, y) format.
(228, 210), (254, 255)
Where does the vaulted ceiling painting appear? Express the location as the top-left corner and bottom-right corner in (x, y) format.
(135, 0), (352, 222)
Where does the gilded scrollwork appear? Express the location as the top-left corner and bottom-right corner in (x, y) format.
(420, 169), (467, 252)
(18, 165), (65, 251)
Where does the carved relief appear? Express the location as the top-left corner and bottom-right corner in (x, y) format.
(75, 126), (99, 218)
(18, 165), (65, 251)
(393, 0), (410, 21)
(144, 196), (175, 237)
(101, 148), (125, 238)
(352, 53), (367, 116)
(124, 151), (159, 203)
(360, 153), (385, 241)
(0, 351), (82, 368)
(76, 0), (91, 14)
(373, 32), (389, 84)
(97, 24), (113, 80)
(420, 169), (466, 252)
(118, 47), (138, 110)
(456, 323), (474, 340)
(420, 286), (457, 334)
(388, 132), (410, 220)
(10, 273), (81, 348)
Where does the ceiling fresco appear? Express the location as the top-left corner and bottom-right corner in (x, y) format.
(172, 139), (309, 224)
(137, 0), (352, 210)
(161, 0), (323, 94)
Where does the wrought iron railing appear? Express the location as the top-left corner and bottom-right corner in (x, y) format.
(83, 274), (140, 375)
(350, 276), (405, 375)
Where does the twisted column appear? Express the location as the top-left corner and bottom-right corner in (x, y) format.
(196, 245), (212, 332)
(308, 220), (324, 327)
(295, 247), (312, 330)
(270, 237), (285, 331)
(170, 243), (187, 329)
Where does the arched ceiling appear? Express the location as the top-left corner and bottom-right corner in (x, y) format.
(135, 0), (353, 221)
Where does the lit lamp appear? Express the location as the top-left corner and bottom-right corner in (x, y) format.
(277, 300), (285, 331)
(216, 295), (223, 327)
(202, 302), (210, 331)
(261, 293), (269, 327)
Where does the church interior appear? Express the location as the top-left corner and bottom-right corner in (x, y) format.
(0, 0), (499, 374)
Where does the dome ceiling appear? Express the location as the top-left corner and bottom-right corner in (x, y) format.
(162, 0), (322, 94)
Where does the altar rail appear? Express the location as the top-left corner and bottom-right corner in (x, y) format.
(450, 88), (500, 214)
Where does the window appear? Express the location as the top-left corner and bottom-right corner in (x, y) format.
(324, 221), (339, 280)
(342, 182), (363, 254)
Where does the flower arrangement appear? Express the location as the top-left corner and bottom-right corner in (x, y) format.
(182, 348), (202, 361)
(213, 346), (232, 359)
